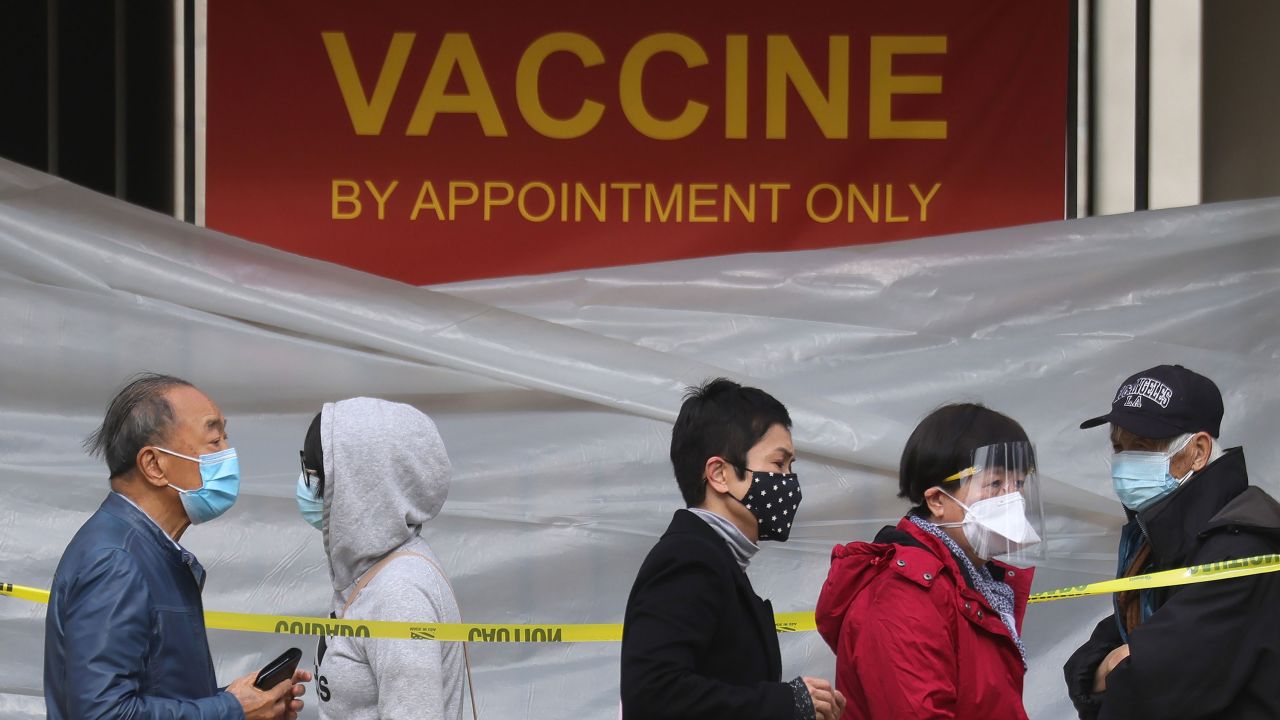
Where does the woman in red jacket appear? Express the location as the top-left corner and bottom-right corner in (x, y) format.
(816, 404), (1042, 720)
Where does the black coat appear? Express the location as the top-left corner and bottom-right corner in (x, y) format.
(1064, 449), (1280, 719)
(621, 509), (794, 720)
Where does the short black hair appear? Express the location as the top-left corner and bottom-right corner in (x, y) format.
(670, 378), (792, 507)
(302, 411), (325, 495)
(84, 373), (195, 479)
(899, 403), (1030, 513)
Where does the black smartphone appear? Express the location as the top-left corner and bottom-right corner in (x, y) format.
(254, 647), (302, 690)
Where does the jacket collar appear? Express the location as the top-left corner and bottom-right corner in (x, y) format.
(1205, 485), (1280, 535)
(669, 509), (782, 679)
(102, 492), (206, 587)
(890, 515), (1039, 638)
(1137, 447), (1249, 565)
(894, 518), (1035, 621)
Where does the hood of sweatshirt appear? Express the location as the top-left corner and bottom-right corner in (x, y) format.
(321, 396), (452, 593)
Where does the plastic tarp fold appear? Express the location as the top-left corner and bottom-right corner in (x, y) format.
(1, 157), (1278, 719)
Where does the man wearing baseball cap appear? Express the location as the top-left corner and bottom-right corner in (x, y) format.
(1063, 365), (1280, 719)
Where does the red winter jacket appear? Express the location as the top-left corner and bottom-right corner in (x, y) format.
(815, 517), (1034, 720)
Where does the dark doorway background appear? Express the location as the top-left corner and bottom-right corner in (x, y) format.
(0, 0), (175, 215)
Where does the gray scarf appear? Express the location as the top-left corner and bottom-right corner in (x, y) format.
(909, 514), (1028, 669)
(689, 509), (759, 571)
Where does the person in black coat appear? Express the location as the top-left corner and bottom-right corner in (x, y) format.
(1064, 365), (1280, 719)
(621, 378), (844, 720)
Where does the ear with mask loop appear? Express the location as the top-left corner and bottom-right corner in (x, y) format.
(707, 457), (745, 499)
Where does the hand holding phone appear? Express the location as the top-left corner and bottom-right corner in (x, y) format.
(254, 647), (303, 690)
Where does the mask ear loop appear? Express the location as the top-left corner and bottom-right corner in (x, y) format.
(1167, 433), (1194, 457)
(710, 457), (750, 503)
(933, 491), (975, 529)
(932, 466), (978, 528)
(1168, 434), (1198, 485)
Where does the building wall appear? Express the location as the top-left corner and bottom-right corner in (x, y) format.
(1202, 0), (1280, 202)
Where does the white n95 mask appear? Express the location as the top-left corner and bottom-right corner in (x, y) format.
(939, 491), (1041, 560)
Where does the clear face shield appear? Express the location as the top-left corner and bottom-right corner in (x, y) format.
(937, 441), (1045, 563)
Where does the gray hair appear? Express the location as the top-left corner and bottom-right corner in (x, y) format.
(1163, 432), (1226, 465)
(84, 373), (195, 478)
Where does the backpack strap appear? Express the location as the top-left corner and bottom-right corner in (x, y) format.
(341, 551), (479, 720)
(340, 551), (417, 617)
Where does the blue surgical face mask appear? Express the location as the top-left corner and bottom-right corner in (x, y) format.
(1111, 435), (1194, 512)
(296, 471), (324, 530)
(155, 447), (241, 524)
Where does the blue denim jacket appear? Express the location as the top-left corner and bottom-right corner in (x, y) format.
(44, 492), (243, 719)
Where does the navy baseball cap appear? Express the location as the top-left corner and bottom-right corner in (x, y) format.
(1080, 364), (1223, 438)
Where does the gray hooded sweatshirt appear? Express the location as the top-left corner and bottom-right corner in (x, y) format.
(316, 397), (464, 720)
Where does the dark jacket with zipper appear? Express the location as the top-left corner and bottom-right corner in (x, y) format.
(44, 492), (242, 720)
(1063, 448), (1280, 719)
(620, 509), (796, 720)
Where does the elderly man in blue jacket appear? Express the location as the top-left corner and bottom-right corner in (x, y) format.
(45, 373), (309, 719)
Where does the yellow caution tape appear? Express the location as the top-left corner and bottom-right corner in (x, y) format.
(1, 582), (49, 605)
(0, 580), (814, 642)
(1027, 552), (1280, 603)
(206, 610), (622, 643)
(6, 554), (1279, 641)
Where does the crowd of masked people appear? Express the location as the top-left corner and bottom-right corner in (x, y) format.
(41, 364), (1279, 719)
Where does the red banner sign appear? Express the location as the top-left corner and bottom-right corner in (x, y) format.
(206, 1), (1068, 284)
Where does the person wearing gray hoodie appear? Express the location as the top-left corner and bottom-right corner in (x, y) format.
(294, 397), (466, 720)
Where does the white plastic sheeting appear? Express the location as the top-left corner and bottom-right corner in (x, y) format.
(1, 156), (1278, 719)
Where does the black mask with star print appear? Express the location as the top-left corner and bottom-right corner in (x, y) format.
(735, 471), (802, 542)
